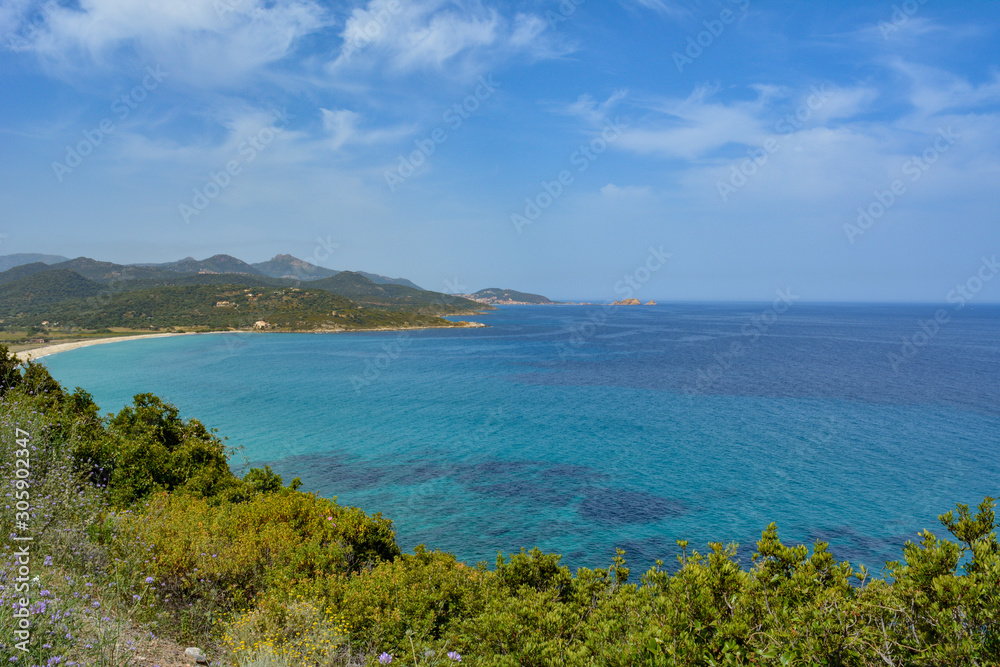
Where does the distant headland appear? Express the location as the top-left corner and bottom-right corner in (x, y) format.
(454, 288), (557, 305)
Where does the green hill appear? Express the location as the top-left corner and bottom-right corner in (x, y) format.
(356, 271), (424, 290)
(104, 272), (289, 291)
(0, 269), (104, 312)
(47, 257), (128, 281)
(3, 282), (455, 331)
(311, 272), (487, 314)
(0, 256), (491, 332)
(251, 254), (426, 289)
(0, 261), (54, 285)
(155, 254), (263, 275)
(252, 254), (339, 281)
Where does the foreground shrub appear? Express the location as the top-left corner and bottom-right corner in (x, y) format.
(104, 486), (400, 641)
(223, 597), (352, 666)
(74, 392), (240, 506)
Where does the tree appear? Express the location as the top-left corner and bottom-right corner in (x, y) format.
(0, 344), (22, 396)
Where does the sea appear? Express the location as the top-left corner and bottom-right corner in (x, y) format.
(40, 304), (1000, 573)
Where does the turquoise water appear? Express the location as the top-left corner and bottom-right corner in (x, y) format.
(41, 305), (1000, 571)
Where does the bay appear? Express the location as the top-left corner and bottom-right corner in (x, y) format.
(41, 304), (1000, 571)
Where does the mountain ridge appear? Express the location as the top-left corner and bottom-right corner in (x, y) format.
(0, 254), (551, 305)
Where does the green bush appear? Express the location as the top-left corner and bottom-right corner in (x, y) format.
(73, 392), (240, 506)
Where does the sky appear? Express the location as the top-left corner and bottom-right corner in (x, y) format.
(0, 0), (999, 302)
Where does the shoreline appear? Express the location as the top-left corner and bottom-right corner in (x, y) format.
(15, 321), (487, 363)
(15, 331), (217, 362)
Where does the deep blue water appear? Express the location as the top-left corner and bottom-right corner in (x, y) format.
(41, 304), (1000, 572)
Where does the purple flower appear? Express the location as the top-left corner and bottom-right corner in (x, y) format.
(378, 653), (393, 664)
(145, 577), (154, 584)
(448, 652), (462, 662)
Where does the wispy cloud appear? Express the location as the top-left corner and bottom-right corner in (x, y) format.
(329, 0), (570, 77)
(616, 85), (770, 159)
(564, 90), (629, 126)
(4, 0), (328, 86)
(320, 108), (414, 150)
(619, 0), (686, 19)
(889, 60), (1000, 117)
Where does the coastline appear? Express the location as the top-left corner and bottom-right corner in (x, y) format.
(15, 331), (216, 362)
(15, 321), (487, 363)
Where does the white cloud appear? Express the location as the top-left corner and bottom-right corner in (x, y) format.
(610, 83), (879, 161)
(600, 183), (652, 198)
(320, 108), (413, 150)
(322, 109), (360, 150)
(330, 0), (569, 77)
(890, 60), (1000, 117)
(805, 85), (879, 123)
(563, 90), (629, 126)
(4, 0), (328, 86)
(619, 0), (686, 19)
(617, 85), (769, 159)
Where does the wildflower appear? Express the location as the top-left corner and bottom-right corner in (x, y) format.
(145, 577), (154, 584)
(448, 652), (462, 662)
(378, 653), (393, 664)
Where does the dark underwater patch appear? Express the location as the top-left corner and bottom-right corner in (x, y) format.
(470, 480), (577, 506)
(578, 489), (687, 525)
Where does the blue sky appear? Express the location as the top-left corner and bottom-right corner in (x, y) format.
(1, 0), (999, 301)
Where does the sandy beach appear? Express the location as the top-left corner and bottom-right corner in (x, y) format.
(14, 321), (488, 363)
(14, 331), (210, 362)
